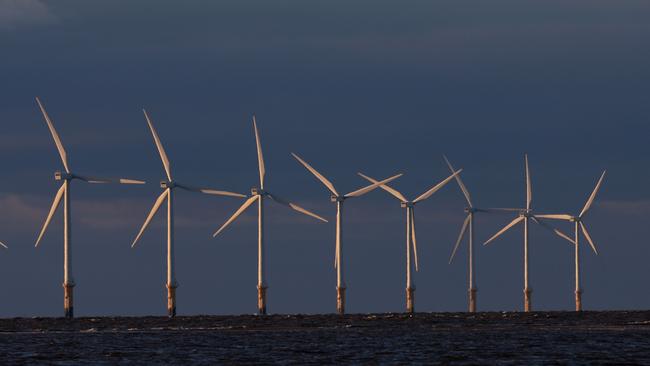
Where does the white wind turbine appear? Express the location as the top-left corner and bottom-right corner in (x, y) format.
(359, 167), (462, 313)
(444, 155), (495, 313)
(535, 170), (606, 311)
(212, 116), (328, 315)
(34, 97), (145, 318)
(132, 109), (246, 317)
(482, 154), (573, 312)
(292, 153), (403, 314)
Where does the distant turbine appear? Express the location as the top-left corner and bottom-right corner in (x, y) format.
(483, 154), (572, 312)
(292, 152), (403, 314)
(444, 155), (495, 313)
(132, 109), (246, 318)
(213, 116), (328, 315)
(359, 167), (461, 313)
(536, 170), (606, 311)
(35, 97), (145, 318)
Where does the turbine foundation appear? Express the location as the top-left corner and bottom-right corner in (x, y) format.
(468, 288), (477, 313)
(406, 287), (415, 313)
(575, 290), (582, 312)
(524, 288), (532, 312)
(258, 285), (267, 315)
(167, 284), (177, 318)
(63, 283), (74, 319)
(336, 286), (346, 315)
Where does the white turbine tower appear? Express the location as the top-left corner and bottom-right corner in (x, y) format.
(132, 109), (246, 318)
(212, 116), (328, 315)
(536, 170), (606, 311)
(34, 97), (145, 318)
(444, 155), (494, 313)
(359, 167), (462, 313)
(482, 154), (573, 312)
(291, 153), (403, 314)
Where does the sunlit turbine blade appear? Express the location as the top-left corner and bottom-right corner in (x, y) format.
(534, 214), (573, 221)
(525, 154), (532, 210)
(132, 189), (169, 247)
(175, 183), (246, 198)
(443, 155), (472, 208)
(413, 169), (462, 203)
(76, 175), (146, 184)
(213, 195), (259, 237)
(531, 216), (575, 245)
(35, 183), (66, 247)
(411, 209), (418, 272)
(268, 193), (328, 222)
(345, 173), (403, 198)
(449, 214), (470, 264)
(357, 172), (407, 202)
(35, 97), (70, 174)
(291, 153), (339, 196)
(579, 170), (607, 218)
(580, 222), (598, 255)
(143, 109), (172, 182)
(253, 115), (265, 190)
(483, 216), (524, 245)
(0, 241), (6, 249)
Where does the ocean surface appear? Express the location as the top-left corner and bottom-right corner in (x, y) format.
(1, 311), (649, 364)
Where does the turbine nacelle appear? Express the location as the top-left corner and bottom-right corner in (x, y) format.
(330, 194), (344, 203)
(251, 187), (268, 197)
(400, 201), (414, 208)
(54, 171), (74, 181)
(160, 180), (176, 189)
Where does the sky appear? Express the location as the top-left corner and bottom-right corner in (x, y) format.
(0, 0), (649, 317)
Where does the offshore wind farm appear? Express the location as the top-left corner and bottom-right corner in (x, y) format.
(2, 0), (650, 364)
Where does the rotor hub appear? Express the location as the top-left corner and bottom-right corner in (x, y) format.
(54, 171), (73, 181)
(160, 180), (175, 189)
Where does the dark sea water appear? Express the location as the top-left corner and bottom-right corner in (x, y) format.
(1, 311), (649, 365)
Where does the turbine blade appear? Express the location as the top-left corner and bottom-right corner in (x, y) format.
(35, 183), (66, 247)
(443, 155), (472, 208)
(411, 209), (419, 272)
(0, 241), (6, 249)
(525, 154), (532, 210)
(579, 170), (607, 218)
(483, 216), (524, 245)
(580, 222), (598, 255)
(253, 115), (265, 190)
(531, 216), (575, 245)
(413, 169), (463, 203)
(176, 183), (246, 198)
(357, 172), (407, 202)
(213, 195), (259, 237)
(143, 109), (172, 181)
(132, 189), (169, 247)
(268, 193), (328, 222)
(76, 175), (146, 184)
(449, 214), (471, 264)
(291, 153), (339, 196)
(35, 97), (70, 173)
(344, 173), (403, 198)
(534, 214), (573, 221)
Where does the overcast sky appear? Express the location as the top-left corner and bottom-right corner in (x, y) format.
(0, 0), (649, 316)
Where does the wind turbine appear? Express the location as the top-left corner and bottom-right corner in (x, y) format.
(482, 154), (573, 312)
(444, 155), (494, 313)
(292, 153), (403, 315)
(359, 167), (462, 313)
(132, 109), (246, 318)
(34, 97), (145, 318)
(536, 170), (606, 311)
(212, 116), (328, 315)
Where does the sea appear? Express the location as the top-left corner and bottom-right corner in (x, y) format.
(1, 311), (649, 365)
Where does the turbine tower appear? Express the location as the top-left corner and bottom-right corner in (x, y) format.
(536, 170), (606, 311)
(444, 155), (493, 313)
(292, 152), (403, 314)
(35, 97), (145, 318)
(213, 116), (328, 315)
(482, 154), (572, 312)
(359, 167), (461, 313)
(132, 109), (246, 318)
